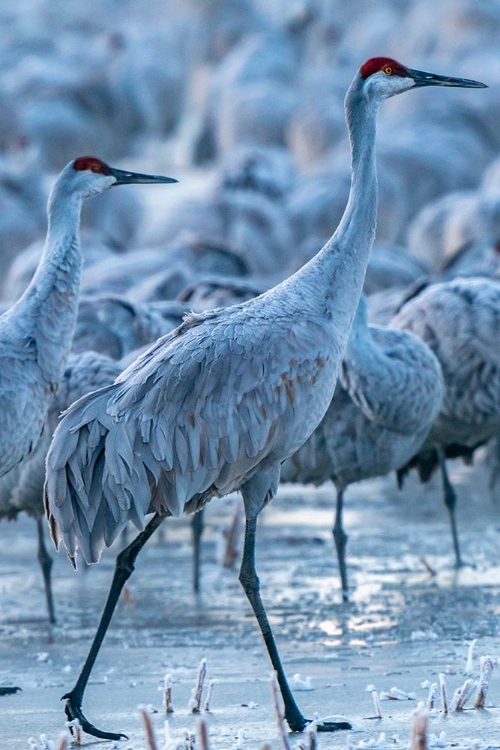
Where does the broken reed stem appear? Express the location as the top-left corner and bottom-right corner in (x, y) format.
(439, 673), (448, 714)
(190, 658), (207, 713)
(410, 704), (429, 750)
(204, 679), (215, 712)
(164, 673), (174, 713)
(451, 678), (476, 711)
(184, 729), (196, 750)
(465, 639), (477, 675)
(426, 682), (437, 710)
(270, 672), (292, 750)
(372, 690), (382, 719)
(57, 733), (71, 750)
(140, 707), (158, 750)
(474, 655), (494, 708)
(222, 503), (243, 568)
(306, 723), (318, 750)
(198, 716), (211, 750)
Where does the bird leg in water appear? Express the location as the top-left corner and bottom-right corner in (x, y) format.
(36, 517), (56, 624)
(332, 488), (349, 601)
(239, 516), (351, 733)
(191, 508), (204, 593)
(63, 512), (166, 741)
(436, 449), (463, 567)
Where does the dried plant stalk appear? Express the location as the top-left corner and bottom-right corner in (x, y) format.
(270, 672), (292, 750)
(439, 673), (448, 714)
(141, 707), (158, 750)
(184, 729), (196, 750)
(222, 503), (243, 568)
(198, 716), (211, 750)
(465, 639), (477, 675)
(410, 704), (429, 750)
(204, 679), (216, 712)
(451, 678), (476, 711)
(190, 658), (207, 713)
(426, 682), (437, 710)
(474, 656), (494, 708)
(164, 673), (174, 713)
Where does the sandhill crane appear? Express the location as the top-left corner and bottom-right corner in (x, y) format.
(44, 59), (485, 740)
(0, 156), (176, 696)
(392, 277), (500, 566)
(0, 351), (122, 624)
(0, 156), (176, 480)
(281, 296), (443, 600)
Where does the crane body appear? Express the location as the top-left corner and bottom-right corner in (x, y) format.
(282, 296), (444, 598)
(44, 60), (486, 741)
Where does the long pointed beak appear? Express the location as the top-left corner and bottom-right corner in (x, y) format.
(109, 167), (178, 185)
(407, 68), (487, 89)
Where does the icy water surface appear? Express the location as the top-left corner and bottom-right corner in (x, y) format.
(1, 460), (500, 748)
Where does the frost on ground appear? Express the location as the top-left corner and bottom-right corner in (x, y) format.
(1, 464), (500, 748)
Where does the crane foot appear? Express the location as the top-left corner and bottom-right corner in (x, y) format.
(63, 691), (128, 741)
(287, 714), (352, 732)
(316, 719), (352, 732)
(0, 686), (21, 696)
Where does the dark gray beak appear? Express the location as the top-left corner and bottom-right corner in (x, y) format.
(407, 67), (487, 89)
(109, 167), (178, 185)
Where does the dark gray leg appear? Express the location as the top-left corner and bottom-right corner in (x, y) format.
(191, 509), (204, 593)
(63, 513), (166, 741)
(437, 449), (463, 567)
(239, 516), (351, 733)
(332, 488), (349, 601)
(36, 517), (56, 624)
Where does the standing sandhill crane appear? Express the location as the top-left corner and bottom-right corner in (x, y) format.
(0, 156), (176, 696)
(281, 296), (443, 600)
(0, 156), (177, 480)
(0, 351), (122, 624)
(44, 59), (486, 740)
(392, 277), (500, 567)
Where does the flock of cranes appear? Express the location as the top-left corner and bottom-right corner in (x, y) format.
(2, 0), (500, 742)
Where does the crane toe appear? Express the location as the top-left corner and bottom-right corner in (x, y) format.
(63, 691), (129, 741)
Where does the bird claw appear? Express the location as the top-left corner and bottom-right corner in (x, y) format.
(0, 686), (21, 696)
(63, 691), (129, 741)
(315, 719), (352, 732)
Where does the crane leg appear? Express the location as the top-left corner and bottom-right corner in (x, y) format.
(191, 508), (204, 593)
(332, 488), (349, 601)
(36, 517), (56, 624)
(239, 516), (351, 733)
(63, 512), (166, 741)
(437, 450), (463, 568)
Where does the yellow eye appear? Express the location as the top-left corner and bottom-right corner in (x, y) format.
(383, 66), (393, 75)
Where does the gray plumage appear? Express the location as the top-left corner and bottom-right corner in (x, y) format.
(392, 277), (500, 564)
(45, 58), (390, 565)
(0, 350), (122, 623)
(0, 156), (176, 480)
(281, 296), (443, 598)
(43, 59), (486, 740)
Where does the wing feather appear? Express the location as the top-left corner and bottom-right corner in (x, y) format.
(46, 312), (333, 563)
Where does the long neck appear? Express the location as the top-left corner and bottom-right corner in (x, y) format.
(11, 179), (84, 382)
(282, 76), (379, 349)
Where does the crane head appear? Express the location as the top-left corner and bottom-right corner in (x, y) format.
(359, 57), (487, 99)
(60, 156), (178, 200)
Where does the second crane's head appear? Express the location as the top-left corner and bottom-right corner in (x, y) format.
(358, 57), (487, 100)
(57, 156), (178, 200)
